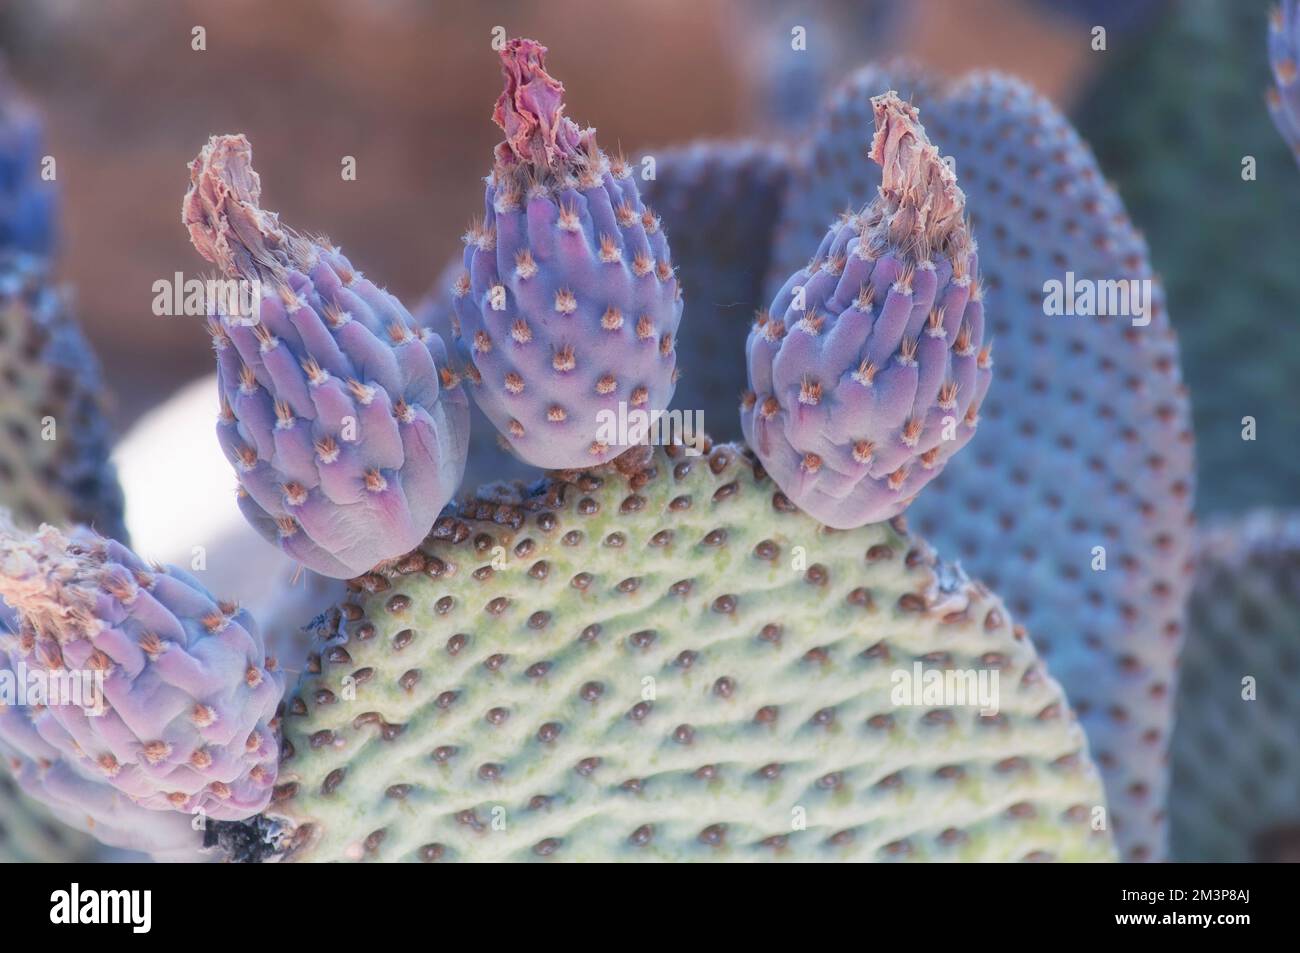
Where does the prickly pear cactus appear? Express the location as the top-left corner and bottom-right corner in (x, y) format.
(413, 264), (536, 492)
(771, 69), (1194, 860)
(640, 141), (791, 441)
(0, 253), (127, 541)
(0, 517), (284, 858)
(1170, 510), (1300, 862)
(269, 443), (1113, 862)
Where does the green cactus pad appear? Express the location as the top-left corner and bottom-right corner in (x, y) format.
(270, 443), (1113, 862)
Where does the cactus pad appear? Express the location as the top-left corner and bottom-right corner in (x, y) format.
(270, 443), (1113, 862)
(0, 69), (56, 255)
(1170, 510), (1300, 862)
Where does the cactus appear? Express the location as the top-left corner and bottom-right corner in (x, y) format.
(641, 141), (792, 441)
(770, 69), (1194, 861)
(0, 516), (282, 855)
(266, 443), (1112, 862)
(0, 67), (56, 256)
(744, 93), (988, 528)
(0, 253), (128, 542)
(0, 84), (130, 855)
(110, 372), (347, 675)
(451, 39), (682, 469)
(1170, 510), (1300, 862)
(182, 134), (470, 579)
(0, 31), (1243, 867)
(0, 725), (208, 861)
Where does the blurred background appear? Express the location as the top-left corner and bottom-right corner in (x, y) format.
(0, 0), (1294, 512)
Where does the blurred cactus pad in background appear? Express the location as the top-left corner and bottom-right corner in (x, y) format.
(1078, 0), (1300, 512)
(0, 0), (1296, 865)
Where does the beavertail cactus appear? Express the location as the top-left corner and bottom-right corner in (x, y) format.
(268, 443), (1112, 863)
(772, 69), (1195, 861)
(0, 724), (207, 861)
(451, 39), (682, 468)
(182, 135), (470, 579)
(0, 516), (283, 845)
(744, 93), (988, 528)
(0, 253), (127, 541)
(0, 27), (1248, 869)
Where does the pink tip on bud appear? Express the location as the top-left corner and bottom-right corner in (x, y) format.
(0, 516), (104, 645)
(868, 92), (968, 258)
(492, 38), (584, 171)
(182, 134), (296, 282)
